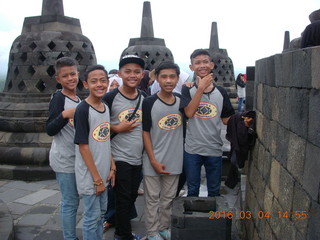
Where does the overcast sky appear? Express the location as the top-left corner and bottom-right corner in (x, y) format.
(0, 0), (318, 77)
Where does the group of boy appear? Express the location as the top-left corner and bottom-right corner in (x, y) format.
(46, 48), (234, 240)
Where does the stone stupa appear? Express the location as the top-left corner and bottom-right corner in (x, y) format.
(120, 1), (174, 70)
(0, 0), (96, 180)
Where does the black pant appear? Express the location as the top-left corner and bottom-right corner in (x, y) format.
(114, 161), (142, 240)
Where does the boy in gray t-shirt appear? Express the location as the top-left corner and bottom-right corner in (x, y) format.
(102, 55), (146, 240)
(74, 65), (116, 240)
(182, 49), (234, 197)
(142, 61), (188, 240)
(46, 57), (81, 240)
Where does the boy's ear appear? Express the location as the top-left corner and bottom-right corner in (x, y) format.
(82, 80), (89, 89)
(55, 75), (60, 83)
(189, 64), (194, 72)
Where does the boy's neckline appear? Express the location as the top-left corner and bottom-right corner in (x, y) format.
(157, 92), (176, 105)
(118, 86), (139, 99)
(61, 89), (78, 101)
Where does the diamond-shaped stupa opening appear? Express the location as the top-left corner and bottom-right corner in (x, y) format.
(39, 53), (46, 62)
(14, 67), (19, 76)
(20, 52), (28, 62)
(66, 42), (73, 50)
(18, 80), (26, 91)
(48, 41), (56, 50)
(36, 79), (46, 92)
(47, 65), (55, 77)
(75, 53), (83, 63)
(28, 66), (36, 76)
(82, 42), (88, 49)
(29, 42), (37, 50)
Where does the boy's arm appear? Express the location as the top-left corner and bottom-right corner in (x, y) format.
(46, 92), (76, 136)
(183, 74), (213, 118)
(143, 131), (170, 175)
(79, 144), (106, 195)
(107, 155), (116, 187)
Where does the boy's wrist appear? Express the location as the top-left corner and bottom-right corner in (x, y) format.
(93, 179), (103, 186)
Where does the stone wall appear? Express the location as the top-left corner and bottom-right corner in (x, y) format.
(244, 46), (320, 239)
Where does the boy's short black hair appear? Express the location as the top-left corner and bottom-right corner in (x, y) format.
(84, 65), (108, 82)
(155, 61), (180, 77)
(54, 57), (78, 75)
(190, 49), (211, 61)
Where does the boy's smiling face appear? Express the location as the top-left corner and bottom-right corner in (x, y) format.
(189, 54), (214, 78)
(83, 69), (109, 98)
(118, 63), (144, 88)
(156, 68), (179, 94)
(56, 66), (79, 92)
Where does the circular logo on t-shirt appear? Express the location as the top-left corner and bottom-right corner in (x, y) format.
(158, 113), (182, 131)
(118, 109), (142, 122)
(92, 122), (110, 142)
(195, 102), (217, 119)
(68, 118), (74, 127)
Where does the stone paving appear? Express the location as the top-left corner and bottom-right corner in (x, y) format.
(0, 171), (242, 240)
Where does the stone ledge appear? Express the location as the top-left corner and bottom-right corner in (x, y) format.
(0, 164), (54, 181)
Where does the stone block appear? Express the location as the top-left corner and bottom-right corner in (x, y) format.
(269, 120), (278, 157)
(278, 167), (294, 212)
(265, 56), (276, 87)
(274, 54), (284, 87)
(275, 124), (289, 166)
(311, 47), (320, 89)
(281, 51), (293, 88)
(264, 186), (274, 213)
(256, 83), (263, 112)
(269, 159), (280, 199)
(277, 87), (290, 130)
(292, 49), (312, 88)
(262, 85), (272, 120)
(171, 197), (231, 240)
(270, 87), (279, 122)
(287, 132), (306, 185)
(308, 201), (320, 240)
(292, 184), (311, 236)
(303, 142), (320, 201)
(269, 198), (282, 238)
(308, 89), (320, 147)
(262, 149), (272, 184)
(279, 218), (297, 240)
(288, 88), (309, 139)
(256, 110), (263, 141)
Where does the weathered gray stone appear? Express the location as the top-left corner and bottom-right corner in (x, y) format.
(277, 87), (290, 130)
(262, 149), (272, 184)
(308, 201), (320, 240)
(287, 132), (306, 185)
(281, 51), (293, 87)
(292, 49), (312, 88)
(274, 54), (284, 87)
(262, 85), (273, 120)
(269, 159), (280, 199)
(279, 219), (297, 240)
(303, 142), (320, 201)
(265, 56), (276, 87)
(311, 47), (320, 89)
(263, 186), (274, 213)
(269, 120), (278, 157)
(256, 83), (263, 112)
(288, 88), (309, 139)
(308, 89), (320, 147)
(292, 184), (311, 236)
(256, 110), (263, 141)
(269, 198), (282, 238)
(275, 124), (289, 166)
(278, 167), (294, 212)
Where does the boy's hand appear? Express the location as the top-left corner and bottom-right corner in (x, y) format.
(95, 183), (106, 195)
(151, 161), (170, 175)
(107, 169), (116, 187)
(197, 73), (213, 92)
(62, 108), (76, 119)
(117, 119), (140, 132)
(183, 81), (194, 88)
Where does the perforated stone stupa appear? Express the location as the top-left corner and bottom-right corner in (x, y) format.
(0, 0), (96, 180)
(120, 1), (174, 70)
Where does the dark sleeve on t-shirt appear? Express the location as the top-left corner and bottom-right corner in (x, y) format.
(142, 95), (157, 132)
(102, 88), (119, 112)
(181, 85), (192, 103)
(74, 101), (90, 145)
(216, 86), (235, 118)
(46, 91), (68, 136)
(174, 93), (188, 139)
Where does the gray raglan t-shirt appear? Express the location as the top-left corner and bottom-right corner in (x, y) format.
(182, 84), (234, 156)
(142, 93), (187, 177)
(103, 89), (145, 166)
(47, 90), (81, 173)
(74, 101), (111, 195)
